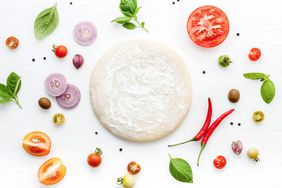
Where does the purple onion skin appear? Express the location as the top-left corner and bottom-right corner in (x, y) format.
(232, 141), (243, 155)
(73, 54), (84, 69)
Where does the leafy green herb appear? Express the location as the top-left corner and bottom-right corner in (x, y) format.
(169, 154), (193, 183)
(112, 0), (148, 32)
(243, 72), (266, 80)
(243, 72), (275, 104)
(0, 72), (22, 109)
(34, 3), (59, 39)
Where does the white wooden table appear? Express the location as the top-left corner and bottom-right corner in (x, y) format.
(1, 0), (282, 187)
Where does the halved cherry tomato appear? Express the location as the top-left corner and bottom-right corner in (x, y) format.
(213, 155), (227, 169)
(187, 5), (229, 48)
(248, 48), (261, 61)
(22, 131), (51, 156)
(52, 45), (68, 58)
(38, 157), (66, 185)
(6, 36), (19, 49)
(127, 161), (141, 175)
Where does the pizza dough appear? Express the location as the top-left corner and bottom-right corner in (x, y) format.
(90, 40), (192, 142)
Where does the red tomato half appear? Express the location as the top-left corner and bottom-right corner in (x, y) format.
(213, 155), (227, 169)
(248, 48), (261, 61)
(38, 157), (66, 185)
(127, 161), (141, 175)
(22, 131), (51, 157)
(187, 5), (229, 48)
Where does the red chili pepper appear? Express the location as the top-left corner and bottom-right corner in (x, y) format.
(197, 108), (235, 166)
(168, 98), (212, 147)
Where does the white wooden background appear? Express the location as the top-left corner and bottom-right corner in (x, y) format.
(1, 0), (282, 187)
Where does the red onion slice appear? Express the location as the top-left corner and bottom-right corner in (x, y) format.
(73, 21), (97, 46)
(56, 84), (81, 109)
(44, 73), (68, 97)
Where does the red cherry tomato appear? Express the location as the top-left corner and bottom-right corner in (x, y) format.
(38, 157), (66, 185)
(53, 45), (68, 58)
(22, 131), (51, 156)
(248, 48), (261, 61)
(213, 155), (227, 169)
(87, 148), (102, 168)
(187, 5), (229, 48)
(127, 161), (141, 175)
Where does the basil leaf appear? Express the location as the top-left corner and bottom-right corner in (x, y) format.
(34, 3), (59, 39)
(122, 22), (136, 30)
(243, 72), (266, 80)
(261, 79), (275, 104)
(169, 155), (193, 183)
(0, 83), (10, 98)
(119, 0), (136, 17)
(6, 72), (21, 97)
(111, 16), (131, 24)
(0, 97), (13, 103)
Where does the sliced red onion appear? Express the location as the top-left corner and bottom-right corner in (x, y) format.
(73, 54), (84, 69)
(56, 84), (81, 109)
(44, 73), (68, 97)
(73, 21), (97, 46)
(231, 140), (243, 155)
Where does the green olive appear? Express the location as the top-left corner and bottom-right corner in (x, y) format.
(253, 111), (264, 123)
(38, 97), (51, 109)
(228, 89), (240, 103)
(218, 55), (232, 67)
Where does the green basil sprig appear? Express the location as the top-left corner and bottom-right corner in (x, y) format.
(243, 72), (275, 104)
(112, 0), (148, 32)
(34, 3), (59, 39)
(169, 154), (193, 183)
(0, 72), (22, 109)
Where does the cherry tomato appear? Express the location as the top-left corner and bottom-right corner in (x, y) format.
(213, 155), (227, 169)
(38, 157), (66, 185)
(22, 131), (51, 156)
(248, 48), (261, 61)
(187, 5), (229, 48)
(127, 161), (141, 175)
(87, 148), (102, 168)
(6, 36), (19, 49)
(52, 45), (68, 58)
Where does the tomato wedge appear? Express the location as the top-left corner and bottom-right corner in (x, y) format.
(187, 5), (229, 48)
(22, 131), (51, 156)
(38, 157), (66, 185)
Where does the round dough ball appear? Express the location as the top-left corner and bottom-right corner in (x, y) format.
(90, 40), (192, 142)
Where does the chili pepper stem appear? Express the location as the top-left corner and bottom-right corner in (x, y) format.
(197, 144), (206, 166)
(168, 138), (196, 147)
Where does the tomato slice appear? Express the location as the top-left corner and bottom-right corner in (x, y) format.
(127, 161), (141, 175)
(187, 5), (229, 48)
(22, 131), (51, 156)
(38, 157), (66, 185)
(213, 155), (227, 169)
